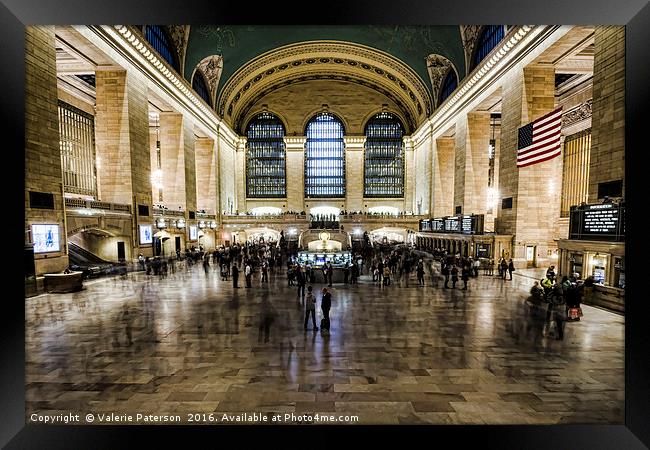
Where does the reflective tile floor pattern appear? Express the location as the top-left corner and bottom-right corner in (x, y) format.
(26, 266), (624, 424)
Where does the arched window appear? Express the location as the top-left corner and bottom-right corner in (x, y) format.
(304, 113), (345, 198)
(192, 71), (211, 106)
(144, 25), (179, 72)
(246, 112), (286, 198)
(471, 25), (506, 70)
(439, 69), (458, 104)
(364, 112), (404, 197)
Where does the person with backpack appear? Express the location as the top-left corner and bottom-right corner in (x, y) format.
(304, 286), (318, 331)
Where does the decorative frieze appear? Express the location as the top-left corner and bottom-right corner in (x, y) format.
(562, 99), (593, 128)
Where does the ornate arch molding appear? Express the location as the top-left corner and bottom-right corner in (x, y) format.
(426, 54), (459, 108)
(166, 25), (191, 75)
(459, 25), (483, 76)
(217, 41), (433, 135)
(192, 54), (223, 108)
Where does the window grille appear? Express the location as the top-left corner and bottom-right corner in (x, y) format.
(363, 112), (404, 197)
(144, 26), (179, 72)
(561, 129), (591, 217)
(304, 113), (346, 198)
(58, 100), (96, 197)
(192, 71), (211, 106)
(246, 112), (287, 198)
(472, 25), (506, 70)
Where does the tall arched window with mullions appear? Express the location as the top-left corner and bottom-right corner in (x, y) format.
(304, 113), (346, 198)
(144, 26), (180, 72)
(192, 71), (211, 107)
(439, 69), (458, 104)
(364, 112), (404, 197)
(246, 112), (286, 198)
(471, 25), (506, 71)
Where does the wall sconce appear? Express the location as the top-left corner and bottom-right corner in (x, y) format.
(156, 218), (166, 229)
(198, 221), (206, 229)
(176, 218), (185, 229)
(209, 221), (217, 229)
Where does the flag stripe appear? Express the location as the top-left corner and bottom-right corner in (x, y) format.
(517, 149), (562, 167)
(518, 129), (562, 156)
(517, 107), (562, 168)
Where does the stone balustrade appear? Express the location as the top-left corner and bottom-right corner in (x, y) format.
(64, 197), (131, 214)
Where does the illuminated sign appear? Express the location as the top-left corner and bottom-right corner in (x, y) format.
(189, 225), (198, 241)
(569, 203), (624, 241)
(139, 225), (153, 245)
(32, 224), (60, 253)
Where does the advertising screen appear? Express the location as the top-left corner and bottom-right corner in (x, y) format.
(189, 225), (198, 241)
(139, 224), (153, 245)
(32, 224), (60, 253)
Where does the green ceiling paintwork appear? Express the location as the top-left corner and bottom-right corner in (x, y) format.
(184, 25), (466, 99)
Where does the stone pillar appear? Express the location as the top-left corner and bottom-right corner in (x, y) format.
(432, 137), (455, 217)
(413, 131), (432, 216)
(195, 137), (217, 215)
(95, 68), (152, 258)
(183, 118), (197, 216)
(497, 65), (561, 268)
(285, 137), (306, 212)
(25, 26), (68, 275)
(404, 137), (415, 213)
(345, 137), (365, 212)
(454, 112), (491, 215)
(159, 112), (186, 211)
(217, 130), (237, 215)
(235, 137), (246, 211)
(588, 26), (625, 202)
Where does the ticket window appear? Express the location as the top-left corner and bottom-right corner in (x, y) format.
(588, 253), (609, 285)
(569, 253), (583, 279)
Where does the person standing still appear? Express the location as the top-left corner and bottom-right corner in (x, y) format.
(321, 287), (332, 331)
(296, 266), (306, 299)
(304, 286), (318, 331)
(245, 262), (252, 288)
(232, 263), (239, 288)
(451, 265), (459, 289)
(416, 260), (425, 286)
(501, 259), (508, 280)
(508, 259), (515, 280)
(442, 263), (450, 288)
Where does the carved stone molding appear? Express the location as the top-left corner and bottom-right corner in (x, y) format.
(459, 25), (482, 75)
(217, 41), (433, 135)
(562, 99), (593, 128)
(426, 54), (456, 107)
(166, 25), (190, 73)
(196, 55), (223, 107)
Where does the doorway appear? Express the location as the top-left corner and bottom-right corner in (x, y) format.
(526, 245), (536, 268)
(117, 241), (125, 262)
(175, 236), (181, 253)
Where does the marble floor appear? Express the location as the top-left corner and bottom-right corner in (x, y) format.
(25, 263), (624, 425)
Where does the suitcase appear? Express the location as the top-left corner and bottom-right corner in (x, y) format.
(320, 318), (330, 331)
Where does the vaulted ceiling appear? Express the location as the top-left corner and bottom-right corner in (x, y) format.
(155, 25), (475, 133)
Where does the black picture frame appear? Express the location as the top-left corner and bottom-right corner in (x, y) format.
(4, 0), (648, 447)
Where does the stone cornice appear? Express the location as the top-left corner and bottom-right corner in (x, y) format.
(80, 25), (239, 146)
(412, 25), (569, 143)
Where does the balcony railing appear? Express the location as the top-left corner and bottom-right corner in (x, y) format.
(153, 207), (185, 217)
(65, 198), (131, 214)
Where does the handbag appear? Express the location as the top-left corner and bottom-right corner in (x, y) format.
(568, 307), (580, 320)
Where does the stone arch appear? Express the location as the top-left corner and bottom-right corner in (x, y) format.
(218, 40), (432, 134)
(426, 54), (459, 108)
(192, 54), (223, 109)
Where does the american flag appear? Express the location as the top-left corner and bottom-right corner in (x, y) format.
(517, 107), (563, 168)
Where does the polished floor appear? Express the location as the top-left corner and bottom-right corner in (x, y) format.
(25, 262), (624, 425)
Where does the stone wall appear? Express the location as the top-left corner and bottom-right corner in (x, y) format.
(25, 26), (68, 275)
